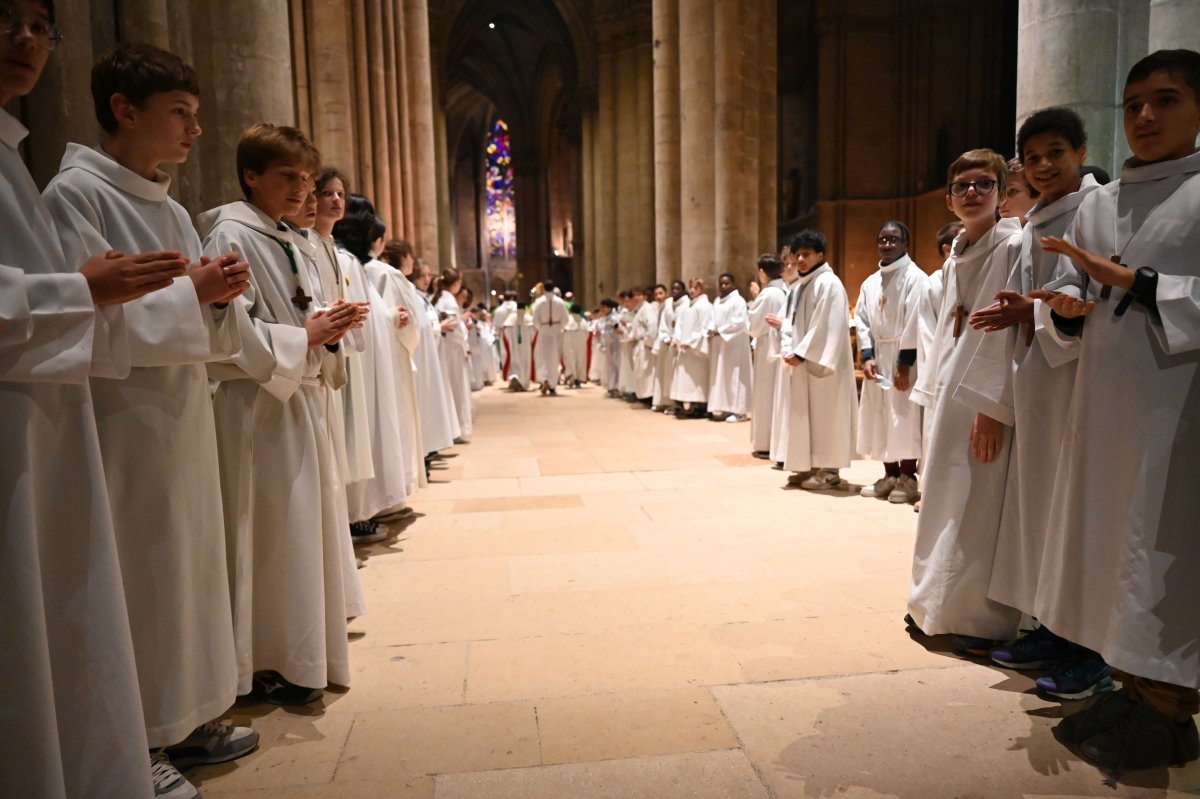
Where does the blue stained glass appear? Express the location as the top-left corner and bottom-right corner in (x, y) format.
(485, 119), (516, 259)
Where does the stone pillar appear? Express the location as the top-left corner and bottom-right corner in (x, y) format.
(614, 47), (640, 285)
(635, 42), (656, 288)
(713, 0), (744, 280)
(382, 0), (406, 239)
(593, 50), (618, 297)
(757, 0), (777, 256)
(404, 0), (441, 264)
(739, 0), (760, 271)
(302, 0), (358, 176)
(349, 0), (375, 208)
(191, 0), (296, 207)
(581, 109), (598, 303)
(117, 0), (170, 47)
(1149, 0), (1200, 51)
(434, 101), (454, 272)
(677, 0), (715, 283)
(1017, 0), (1128, 177)
(652, 0), (681, 285)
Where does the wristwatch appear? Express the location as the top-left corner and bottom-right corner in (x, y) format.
(1114, 266), (1158, 317)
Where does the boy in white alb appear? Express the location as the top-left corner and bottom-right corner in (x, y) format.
(201, 123), (362, 706)
(1033, 50), (1200, 770)
(855, 221), (927, 503)
(43, 43), (261, 798)
(907, 149), (1023, 649)
(669, 278), (712, 416)
(705, 272), (752, 421)
(531, 279), (567, 394)
(777, 230), (857, 490)
(747, 254), (787, 455)
(0, 6), (191, 796)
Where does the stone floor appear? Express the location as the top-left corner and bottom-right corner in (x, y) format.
(194, 383), (1200, 798)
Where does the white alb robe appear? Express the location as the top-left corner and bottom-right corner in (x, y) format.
(778, 264), (857, 472)
(200, 200), (356, 693)
(617, 306), (636, 394)
(532, 293), (567, 385)
(706, 290), (752, 415)
(652, 298), (680, 407)
(632, 300), (658, 399)
(436, 290), (472, 437)
(907, 217), (1023, 640)
(748, 279), (787, 451)
(325, 242), (375, 485)
(985, 176), (1098, 615)
(768, 279), (801, 462)
(562, 312), (589, 382)
(670, 294), (712, 403)
(1034, 152), (1200, 688)
(854, 255), (927, 462)
(0, 110), (154, 799)
(405, 287), (459, 453)
(44, 144), (241, 748)
(503, 312), (534, 389)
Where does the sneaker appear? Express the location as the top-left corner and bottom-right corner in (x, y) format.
(888, 474), (921, 503)
(164, 721), (260, 769)
(785, 470), (813, 485)
(903, 613), (925, 635)
(800, 469), (843, 490)
(252, 671), (323, 705)
(989, 626), (1073, 670)
(953, 634), (1001, 657)
(1036, 655), (1114, 700)
(350, 520), (387, 545)
(860, 475), (897, 498)
(150, 752), (199, 799)
(724, 414), (746, 423)
(751, 450), (771, 460)
(1079, 702), (1200, 771)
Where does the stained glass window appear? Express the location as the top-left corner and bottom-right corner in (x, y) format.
(485, 119), (516, 260)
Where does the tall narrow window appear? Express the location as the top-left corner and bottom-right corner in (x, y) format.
(485, 119), (516, 260)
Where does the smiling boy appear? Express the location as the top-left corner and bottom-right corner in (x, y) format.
(200, 123), (362, 708)
(1031, 49), (1200, 771)
(41, 42), (263, 799)
(907, 149), (1023, 649)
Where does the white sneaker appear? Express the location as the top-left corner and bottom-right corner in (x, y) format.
(860, 475), (898, 498)
(150, 752), (199, 799)
(724, 414), (746, 423)
(800, 469), (843, 490)
(164, 720), (260, 769)
(888, 474), (920, 503)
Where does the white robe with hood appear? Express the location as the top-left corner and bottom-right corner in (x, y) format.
(669, 294), (712, 403)
(706, 289), (752, 415)
(436, 290), (473, 435)
(748, 279), (787, 451)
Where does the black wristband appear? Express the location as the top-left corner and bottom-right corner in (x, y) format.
(1115, 266), (1160, 320)
(860, 348), (875, 362)
(898, 349), (917, 367)
(324, 343), (340, 353)
(1051, 310), (1085, 337)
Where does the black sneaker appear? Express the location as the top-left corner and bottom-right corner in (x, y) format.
(252, 671), (323, 705)
(1079, 701), (1200, 771)
(990, 626), (1074, 670)
(164, 721), (260, 768)
(350, 520), (387, 545)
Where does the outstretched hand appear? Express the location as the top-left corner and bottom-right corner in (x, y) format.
(1041, 237), (1135, 292)
(969, 290), (1033, 332)
(1043, 292), (1095, 319)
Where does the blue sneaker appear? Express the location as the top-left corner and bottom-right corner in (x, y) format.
(990, 626), (1073, 670)
(1035, 656), (1114, 700)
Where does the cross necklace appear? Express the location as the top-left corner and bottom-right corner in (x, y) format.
(950, 251), (986, 340)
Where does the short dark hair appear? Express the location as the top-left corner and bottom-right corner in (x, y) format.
(789, 229), (826, 255)
(542, 279), (557, 293)
(381, 239), (413, 266)
(41, 1), (56, 25)
(1080, 164), (1112, 185)
(1016, 107), (1087, 159)
(601, 298), (618, 310)
(936, 221), (963, 252)
(332, 195), (378, 264)
(756, 253), (783, 280)
(1126, 49), (1200, 101)
(91, 43), (200, 134)
(878, 220), (910, 244)
(671, 280), (686, 291)
(947, 148), (1007, 194)
(719, 272), (736, 283)
(316, 167), (349, 192)
(652, 283), (667, 293)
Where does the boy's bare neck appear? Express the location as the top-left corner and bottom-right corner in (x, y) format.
(314, 218), (336, 237)
(102, 137), (161, 182)
(249, 197), (284, 224)
(961, 217), (996, 247)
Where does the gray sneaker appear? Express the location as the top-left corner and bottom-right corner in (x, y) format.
(164, 721), (260, 769)
(800, 469), (843, 490)
(888, 474), (920, 503)
(151, 752), (199, 799)
(860, 475), (897, 498)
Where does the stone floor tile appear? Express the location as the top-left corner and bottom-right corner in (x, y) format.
(434, 750), (769, 799)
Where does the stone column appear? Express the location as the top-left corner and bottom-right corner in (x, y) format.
(677, 0), (715, 283)
(434, 101), (455, 271)
(757, 0), (777, 256)
(635, 42), (656, 288)
(302, 0), (358, 176)
(1149, 0), (1200, 51)
(382, 0), (406, 238)
(117, 0), (170, 47)
(614, 46), (640, 285)
(739, 0), (760, 270)
(593, 50), (618, 298)
(191, 0), (296, 207)
(1017, 0), (1126, 177)
(652, 0), (681, 285)
(581, 109), (598, 303)
(713, 0), (744, 280)
(404, 0), (441, 264)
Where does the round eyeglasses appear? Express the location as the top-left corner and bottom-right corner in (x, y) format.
(948, 179), (998, 198)
(0, 6), (63, 51)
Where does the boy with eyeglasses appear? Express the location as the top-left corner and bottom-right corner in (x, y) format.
(1032, 49), (1200, 771)
(1, 2), (200, 796)
(907, 149), (1023, 652)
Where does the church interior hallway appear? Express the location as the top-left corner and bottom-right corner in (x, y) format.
(193, 385), (1200, 799)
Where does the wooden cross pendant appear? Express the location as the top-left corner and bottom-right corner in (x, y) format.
(1101, 256), (1124, 300)
(292, 284), (313, 312)
(951, 304), (967, 339)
